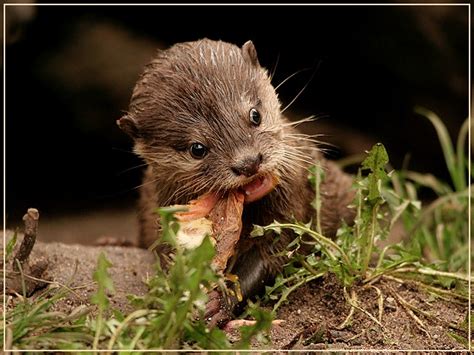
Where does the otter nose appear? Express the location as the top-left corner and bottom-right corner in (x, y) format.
(231, 153), (263, 177)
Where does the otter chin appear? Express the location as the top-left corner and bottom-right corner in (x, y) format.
(118, 38), (355, 328)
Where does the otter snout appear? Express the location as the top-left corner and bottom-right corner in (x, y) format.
(231, 153), (263, 177)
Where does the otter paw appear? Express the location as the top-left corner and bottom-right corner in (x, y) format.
(204, 290), (233, 328)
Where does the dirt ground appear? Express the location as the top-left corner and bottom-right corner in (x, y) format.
(264, 275), (467, 350)
(3, 230), (469, 351)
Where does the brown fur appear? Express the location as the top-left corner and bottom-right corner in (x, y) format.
(118, 38), (355, 322)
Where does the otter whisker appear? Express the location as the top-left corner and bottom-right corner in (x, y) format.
(287, 143), (333, 156)
(285, 135), (338, 150)
(281, 60), (321, 114)
(284, 133), (328, 143)
(277, 158), (308, 176)
(280, 157), (314, 171)
(264, 116), (318, 134)
(278, 158), (308, 172)
(117, 162), (151, 175)
(282, 115), (318, 128)
(112, 146), (140, 155)
(131, 174), (164, 191)
(280, 150), (320, 169)
(281, 144), (316, 158)
(282, 138), (330, 155)
(288, 113), (330, 127)
(274, 67), (311, 91)
(269, 53), (280, 81)
(285, 132), (327, 138)
(275, 149), (314, 170)
(281, 147), (314, 159)
(171, 175), (214, 203)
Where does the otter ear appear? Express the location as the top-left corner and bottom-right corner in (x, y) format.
(117, 115), (140, 138)
(241, 40), (260, 67)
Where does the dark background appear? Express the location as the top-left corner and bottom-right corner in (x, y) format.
(5, 5), (469, 234)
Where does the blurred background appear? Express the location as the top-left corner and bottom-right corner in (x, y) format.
(4, 4), (469, 244)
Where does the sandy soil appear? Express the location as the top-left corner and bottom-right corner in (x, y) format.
(25, 208), (138, 246)
(264, 275), (467, 350)
(3, 230), (154, 314)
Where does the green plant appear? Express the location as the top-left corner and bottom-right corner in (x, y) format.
(1, 232), (95, 350)
(120, 206), (227, 350)
(3, 207), (273, 351)
(253, 131), (469, 336)
(397, 107), (470, 272)
(2, 265), (95, 350)
(90, 252), (115, 349)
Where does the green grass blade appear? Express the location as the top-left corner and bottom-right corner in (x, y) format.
(6, 231), (18, 259)
(405, 171), (452, 195)
(456, 118), (469, 190)
(415, 106), (463, 191)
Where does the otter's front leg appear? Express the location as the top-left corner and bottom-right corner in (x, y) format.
(205, 243), (281, 327)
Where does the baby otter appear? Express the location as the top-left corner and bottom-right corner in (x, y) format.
(118, 39), (354, 325)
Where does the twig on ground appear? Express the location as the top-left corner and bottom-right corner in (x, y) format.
(388, 286), (431, 339)
(223, 319), (284, 332)
(390, 293), (466, 333)
(343, 287), (384, 330)
(382, 275), (468, 303)
(366, 285), (384, 324)
(21, 274), (85, 302)
(337, 298), (356, 330)
(391, 267), (471, 283)
(7, 208), (49, 296)
(14, 208), (39, 269)
(346, 329), (366, 342)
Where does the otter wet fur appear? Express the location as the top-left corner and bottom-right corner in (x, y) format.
(118, 39), (355, 327)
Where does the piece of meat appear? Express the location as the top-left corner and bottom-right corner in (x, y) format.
(174, 190), (245, 273)
(173, 191), (245, 328)
(175, 192), (220, 222)
(208, 190), (245, 272)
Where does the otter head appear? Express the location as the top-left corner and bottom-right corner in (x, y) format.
(118, 39), (302, 205)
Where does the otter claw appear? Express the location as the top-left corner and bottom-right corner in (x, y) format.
(204, 290), (233, 328)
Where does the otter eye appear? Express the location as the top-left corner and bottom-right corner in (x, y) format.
(249, 108), (261, 126)
(189, 143), (208, 159)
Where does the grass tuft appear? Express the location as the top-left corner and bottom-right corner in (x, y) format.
(3, 207), (273, 351)
(252, 110), (469, 343)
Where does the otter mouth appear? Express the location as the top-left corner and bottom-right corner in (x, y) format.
(239, 174), (278, 203)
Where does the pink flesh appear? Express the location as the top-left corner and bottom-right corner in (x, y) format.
(175, 174), (277, 222)
(241, 174), (278, 203)
(176, 192), (220, 222)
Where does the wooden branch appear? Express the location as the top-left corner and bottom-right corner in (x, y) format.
(14, 208), (39, 270)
